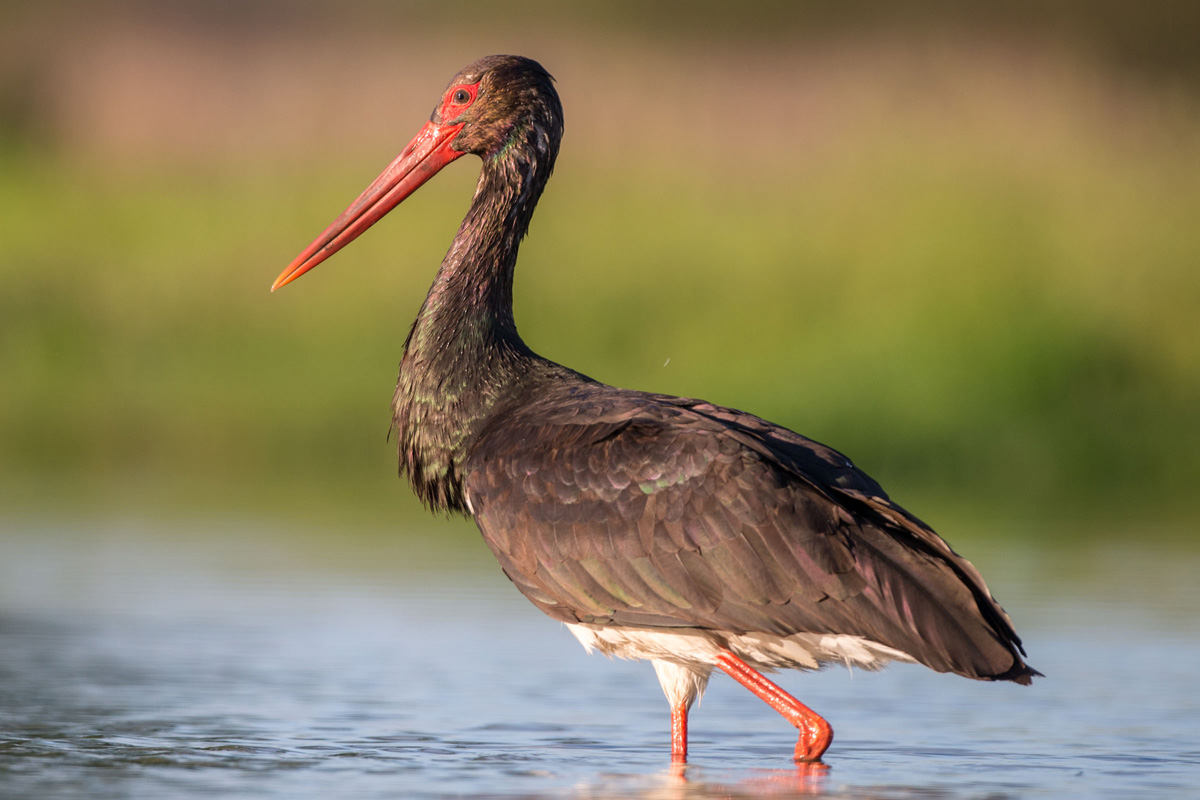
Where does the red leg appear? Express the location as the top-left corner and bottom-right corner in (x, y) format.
(671, 701), (688, 763)
(715, 650), (833, 762)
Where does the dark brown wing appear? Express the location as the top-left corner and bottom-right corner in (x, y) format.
(464, 384), (1037, 684)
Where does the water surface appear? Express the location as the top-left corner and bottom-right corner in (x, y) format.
(1, 517), (1197, 798)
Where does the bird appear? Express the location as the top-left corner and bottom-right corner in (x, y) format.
(271, 54), (1039, 763)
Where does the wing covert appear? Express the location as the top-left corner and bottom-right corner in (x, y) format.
(464, 386), (1031, 681)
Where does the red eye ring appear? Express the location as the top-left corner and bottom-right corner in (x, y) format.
(444, 82), (480, 115)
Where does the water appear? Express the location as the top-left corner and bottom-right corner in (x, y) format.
(1, 517), (1198, 798)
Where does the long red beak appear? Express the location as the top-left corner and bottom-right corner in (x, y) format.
(271, 119), (468, 291)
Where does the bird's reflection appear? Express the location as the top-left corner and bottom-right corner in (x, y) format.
(551, 760), (834, 800)
(659, 760), (830, 798)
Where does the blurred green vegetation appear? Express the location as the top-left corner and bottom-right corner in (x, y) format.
(1, 7), (1198, 541)
(3, 120), (1198, 537)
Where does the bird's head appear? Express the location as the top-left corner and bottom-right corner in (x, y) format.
(435, 55), (561, 162)
(272, 55), (562, 291)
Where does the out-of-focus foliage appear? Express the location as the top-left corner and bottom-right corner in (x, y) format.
(1, 2), (1197, 538)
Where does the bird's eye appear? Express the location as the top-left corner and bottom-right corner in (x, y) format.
(443, 82), (479, 116)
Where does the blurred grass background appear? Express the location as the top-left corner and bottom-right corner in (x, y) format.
(1, 1), (1198, 541)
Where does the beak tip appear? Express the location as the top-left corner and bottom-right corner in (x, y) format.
(270, 270), (296, 293)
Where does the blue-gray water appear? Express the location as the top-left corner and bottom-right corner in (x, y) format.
(1, 517), (1198, 799)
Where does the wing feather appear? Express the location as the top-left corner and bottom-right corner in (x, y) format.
(466, 385), (1037, 682)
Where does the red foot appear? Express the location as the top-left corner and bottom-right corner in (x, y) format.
(716, 650), (833, 762)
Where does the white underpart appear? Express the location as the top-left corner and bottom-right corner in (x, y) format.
(651, 659), (710, 711)
(566, 622), (917, 703)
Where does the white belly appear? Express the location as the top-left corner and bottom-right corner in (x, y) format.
(565, 623), (916, 713)
(565, 622), (916, 673)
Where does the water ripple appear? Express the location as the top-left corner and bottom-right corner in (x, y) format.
(1, 521), (1198, 798)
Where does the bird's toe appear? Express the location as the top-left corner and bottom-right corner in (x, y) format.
(793, 718), (833, 763)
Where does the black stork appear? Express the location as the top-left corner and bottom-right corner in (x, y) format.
(272, 55), (1039, 763)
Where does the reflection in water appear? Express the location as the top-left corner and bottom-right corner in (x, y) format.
(0, 518), (1198, 798)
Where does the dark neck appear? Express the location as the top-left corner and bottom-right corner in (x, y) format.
(392, 144), (554, 513)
